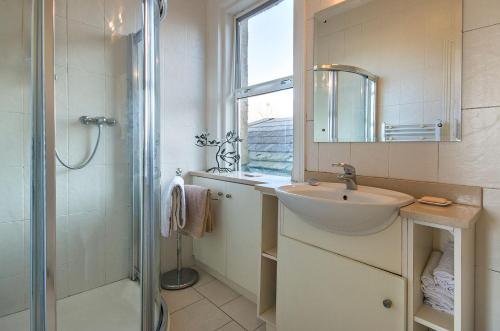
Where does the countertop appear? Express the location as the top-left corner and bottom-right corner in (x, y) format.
(400, 202), (481, 229)
(189, 171), (290, 194)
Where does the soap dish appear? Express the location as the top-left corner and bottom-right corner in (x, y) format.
(417, 198), (452, 207)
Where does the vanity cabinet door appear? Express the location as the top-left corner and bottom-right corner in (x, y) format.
(192, 177), (227, 276)
(224, 181), (262, 295)
(277, 235), (406, 331)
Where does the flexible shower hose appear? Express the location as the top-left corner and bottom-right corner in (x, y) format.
(55, 124), (102, 170)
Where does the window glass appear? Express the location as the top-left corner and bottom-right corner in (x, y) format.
(238, 89), (293, 176)
(237, 0), (294, 87)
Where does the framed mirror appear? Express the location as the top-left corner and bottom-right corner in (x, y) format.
(313, 0), (462, 142)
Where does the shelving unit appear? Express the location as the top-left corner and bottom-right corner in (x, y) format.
(414, 304), (453, 331)
(406, 210), (476, 331)
(262, 247), (277, 261)
(257, 194), (279, 328)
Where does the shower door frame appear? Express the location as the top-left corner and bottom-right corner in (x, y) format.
(31, 0), (166, 330)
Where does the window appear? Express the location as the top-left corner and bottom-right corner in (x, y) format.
(235, 0), (294, 177)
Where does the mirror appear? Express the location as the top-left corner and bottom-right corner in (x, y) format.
(313, 0), (462, 142)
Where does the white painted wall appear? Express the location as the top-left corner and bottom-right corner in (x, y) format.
(159, 0), (207, 273)
(303, 0), (500, 329)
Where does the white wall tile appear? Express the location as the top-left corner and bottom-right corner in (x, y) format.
(0, 167), (24, 222)
(318, 143), (351, 172)
(476, 268), (500, 331)
(464, 0), (500, 32)
(388, 142), (438, 181)
(463, 24), (500, 109)
(305, 121), (319, 171)
(68, 0), (105, 29)
(68, 20), (105, 74)
(0, 221), (24, 279)
(56, 0), (67, 18)
(477, 189), (500, 271)
(350, 143), (389, 177)
(0, 112), (23, 167)
(68, 67), (105, 117)
(67, 212), (106, 294)
(0, 275), (25, 317)
(68, 166), (105, 215)
(55, 17), (68, 67)
(105, 164), (131, 211)
(56, 265), (69, 300)
(55, 216), (68, 268)
(439, 107), (500, 188)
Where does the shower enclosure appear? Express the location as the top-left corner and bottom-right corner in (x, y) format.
(0, 0), (166, 330)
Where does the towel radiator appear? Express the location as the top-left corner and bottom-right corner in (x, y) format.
(382, 121), (443, 142)
(161, 168), (199, 290)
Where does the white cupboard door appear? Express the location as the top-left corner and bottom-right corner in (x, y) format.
(192, 177), (227, 276)
(277, 236), (406, 331)
(225, 182), (262, 295)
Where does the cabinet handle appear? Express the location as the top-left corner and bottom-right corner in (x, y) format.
(226, 194), (232, 199)
(217, 192), (223, 197)
(382, 299), (392, 309)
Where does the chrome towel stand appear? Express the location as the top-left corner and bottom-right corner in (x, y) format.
(161, 168), (199, 290)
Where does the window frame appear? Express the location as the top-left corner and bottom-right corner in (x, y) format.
(233, 0), (294, 174)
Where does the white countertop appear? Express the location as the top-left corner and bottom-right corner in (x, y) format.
(189, 171), (290, 194)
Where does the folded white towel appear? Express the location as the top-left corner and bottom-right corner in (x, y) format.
(421, 251), (442, 288)
(434, 241), (454, 291)
(161, 176), (186, 237)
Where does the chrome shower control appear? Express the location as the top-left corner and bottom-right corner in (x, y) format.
(79, 115), (118, 126)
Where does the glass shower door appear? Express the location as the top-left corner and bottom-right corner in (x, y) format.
(0, 0), (33, 330)
(0, 0), (164, 330)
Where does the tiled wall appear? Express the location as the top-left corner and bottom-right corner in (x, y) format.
(54, 0), (139, 301)
(159, 0), (207, 273)
(305, 0), (500, 329)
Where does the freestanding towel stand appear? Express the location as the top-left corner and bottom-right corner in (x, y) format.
(161, 168), (199, 290)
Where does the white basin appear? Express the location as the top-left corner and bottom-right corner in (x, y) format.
(275, 182), (414, 236)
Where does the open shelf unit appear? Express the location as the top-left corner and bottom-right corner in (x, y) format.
(414, 304), (453, 331)
(262, 247), (277, 261)
(257, 194), (279, 328)
(407, 219), (474, 331)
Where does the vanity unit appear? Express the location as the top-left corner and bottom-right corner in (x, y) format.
(189, 171), (480, 331)
(190, 172), (289, 300)
(269, 181), (480, 331)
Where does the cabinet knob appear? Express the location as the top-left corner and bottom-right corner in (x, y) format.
(217, 192), (223, 196)
(382, 299), (392, 309)
(226, 194), (232, 199)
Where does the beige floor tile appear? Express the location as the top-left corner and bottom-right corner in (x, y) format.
(220, 296), (263, 330)
(161, 287), (203, 313)
(195, 280), (240, 307)
(216, 321), (245, 331)
(193, 268), (215, 289)
(170, 299), (231, 331)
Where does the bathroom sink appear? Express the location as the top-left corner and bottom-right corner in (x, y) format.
(275, 182), (414, 236)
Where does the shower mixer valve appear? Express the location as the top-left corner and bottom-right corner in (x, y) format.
(79, 115), (118, 126)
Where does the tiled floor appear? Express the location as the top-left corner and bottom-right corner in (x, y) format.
(162, 269), (265, 331)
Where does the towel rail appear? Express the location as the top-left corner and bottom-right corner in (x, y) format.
(161, 168), (199, 290)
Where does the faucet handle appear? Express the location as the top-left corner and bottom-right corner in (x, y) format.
(332, 162), (356, 174)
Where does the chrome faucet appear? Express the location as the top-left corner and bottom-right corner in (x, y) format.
(332, 163), (358, 190)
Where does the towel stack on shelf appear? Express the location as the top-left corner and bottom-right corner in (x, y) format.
(420, 242), (455, 315)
